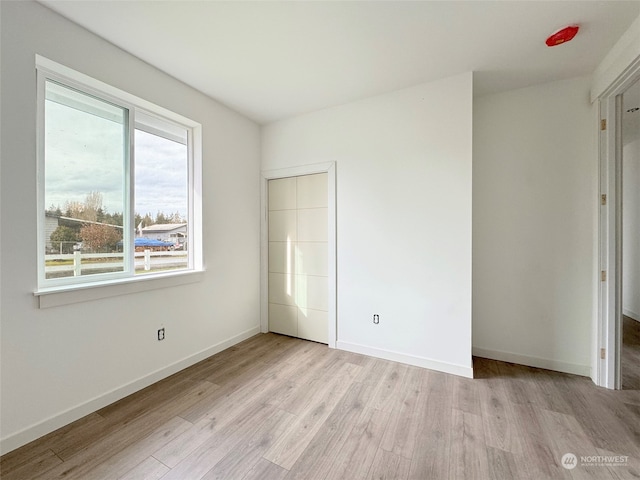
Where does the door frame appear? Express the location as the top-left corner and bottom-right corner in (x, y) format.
(597, 58), (640, 389)
(260, 162), (337, 348)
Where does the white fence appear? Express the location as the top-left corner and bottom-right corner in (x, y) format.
(45, 250), (187, 276)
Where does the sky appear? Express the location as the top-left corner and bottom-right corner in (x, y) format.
(135, 130), (188, 219)
(45, 84), (188, 221)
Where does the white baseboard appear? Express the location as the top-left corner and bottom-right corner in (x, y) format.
(336, 341), (473, 378)
(623, 308), (640, 322)
(0, 325), (261, 455)
(472, 347), (591, 377)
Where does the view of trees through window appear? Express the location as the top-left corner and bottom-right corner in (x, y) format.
(45, 192), (188, 279)
(46, 193), (186, 254)
(43, 79), (189, 280)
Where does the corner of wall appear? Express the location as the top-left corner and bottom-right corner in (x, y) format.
(591, 14), (640, 101)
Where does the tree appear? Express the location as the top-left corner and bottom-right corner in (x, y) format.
(80, 224), (121, 252)
(83, 191), (103, 221)
(140, 213), (153, 227)
(46, 204), (62, 216)
(64, 200), (86, 220)
(155, 211), (168, 224)
(50, 226), (79, 253)
(149, 211), (184, 225)
(169, 211), (184, 223)
(64, 191), (104, 222)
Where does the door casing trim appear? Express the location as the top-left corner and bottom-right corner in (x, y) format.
(596, 58), (640, 389)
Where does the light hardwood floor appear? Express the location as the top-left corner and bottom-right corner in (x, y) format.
(2, 332), (639, 480)
(623, 315), (640, 390)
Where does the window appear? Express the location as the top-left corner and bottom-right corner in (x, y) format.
(37, 57), (202, 292)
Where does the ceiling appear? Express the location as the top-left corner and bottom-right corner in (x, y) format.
(40, 1), (640, 124)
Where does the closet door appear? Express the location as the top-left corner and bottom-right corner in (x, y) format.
(268, 177), (297, 337)
(268, 173), (328, 343)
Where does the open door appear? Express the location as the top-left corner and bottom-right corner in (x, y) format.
(598, 69), (640, 389)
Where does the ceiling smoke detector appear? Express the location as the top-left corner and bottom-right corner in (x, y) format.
(545, 25), (580, 47)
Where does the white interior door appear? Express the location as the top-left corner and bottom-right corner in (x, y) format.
(268, 173), (329, 343)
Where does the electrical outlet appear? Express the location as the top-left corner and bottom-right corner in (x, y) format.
(157, 328), (165, 341)
(373, 314), (379, 324)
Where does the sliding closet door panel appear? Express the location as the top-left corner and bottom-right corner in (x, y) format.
(269, 176), (296, 210)
(268, 273), (296, 306)
(269, 303), (297, 337)
(268, 173), (328, 343)
(296, 242), (328, 277)
(299, 309), (328, 344)
(297, 208), (327, 242)
(268, 241), (291, 274)
(268, 210), (296, 242)
(268, 177), (297, 336)
(295, 275), (327, 312)
(297, 173), (328, 209)
(295, 173), (328, 342)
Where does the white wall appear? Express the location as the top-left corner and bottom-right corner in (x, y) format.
(473, 76), (597, 376)
(623, 138), (640, 321)
(0, 1), (261, 453)
(262, 73), (473, 377)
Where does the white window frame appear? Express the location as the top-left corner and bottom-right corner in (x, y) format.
(34, 56), (203, 307)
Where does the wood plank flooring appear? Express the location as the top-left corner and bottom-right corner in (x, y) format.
(2, 331), (639, 480)
(623, 315), (640, 390)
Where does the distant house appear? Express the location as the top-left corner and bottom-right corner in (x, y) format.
(140, 223), (187, 247)
(44, 212), (62, 251)
(45, 212), (124, 252)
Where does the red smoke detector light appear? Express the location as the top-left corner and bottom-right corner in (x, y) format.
(545, 25), (579, 47)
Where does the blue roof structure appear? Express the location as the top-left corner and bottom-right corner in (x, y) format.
(135, 238), (174, 247)
(117, 238), (175, 248)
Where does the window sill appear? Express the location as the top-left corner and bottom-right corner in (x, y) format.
(34, 270), (205, 308)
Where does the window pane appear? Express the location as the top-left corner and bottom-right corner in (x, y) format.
(44, 80), (127, 279)
(134, 129), (188, 274)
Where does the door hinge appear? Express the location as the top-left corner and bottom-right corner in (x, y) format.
(600, 348), (606, 359)
(601, 119), (607, 130)
(601, 194), (607, 205)
(601, 270), (607, 282)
